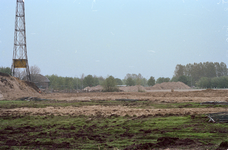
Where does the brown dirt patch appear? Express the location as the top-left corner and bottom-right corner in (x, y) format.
(82, 85), (146, 92)
(39, 90), (228, 103)
(1, 106), (227, 116)
(124, 137), (197, 150)
(0, 125), (72, 149)
(119, 85), (146, 92)
(83, 85), (103, 92)
(0, 74), (40, 100)
(146, 82), (191, 90)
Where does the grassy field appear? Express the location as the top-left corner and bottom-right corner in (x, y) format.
(0, 100), (228, 149)
(1, 99), (228, 109)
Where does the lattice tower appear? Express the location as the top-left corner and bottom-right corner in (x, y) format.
(11, 0), (30, 81)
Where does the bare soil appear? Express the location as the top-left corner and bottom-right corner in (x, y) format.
(40, 89), (228, 103)
(119, 85), (146, 92)
(83, 85), (103, 92)
(1, 105), (227, 117)
(0, 73), (40, 100)
(146, 82), (191, 90)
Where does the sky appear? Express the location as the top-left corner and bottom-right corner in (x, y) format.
(0, 0), (228, 80)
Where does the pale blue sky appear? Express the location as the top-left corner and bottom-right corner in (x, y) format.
(0, 0), (228, 79)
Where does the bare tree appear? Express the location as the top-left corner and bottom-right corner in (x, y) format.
(14, 68), (26, 80)
(29, 65), (41, 83)
(30, 65), (41, 75)
(13, 65), (41, 82)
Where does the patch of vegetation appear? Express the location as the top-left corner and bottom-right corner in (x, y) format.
(1, 100), (228, 110)
(0, 114), (227, 149)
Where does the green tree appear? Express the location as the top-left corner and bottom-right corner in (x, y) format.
(124, 73), (147, 86)
(173, 62), (228, 86)
(178, 75), (188, 85)
(147, 76), (155, 86)
(0, 67), (11, 75)
(83, 75), (94, 87)
(215, 62), (228, 77)
(46, 74), (60, 90)
(102, 76), (118, 92)
(217, 76), (228, 88)
(126, 77), (135, 86)
(93, 76), (99, 86)
(211, 77), (219, 88)
(59, 77), (65, 90)
(196, 77), (211, 88)
(203, 62), (216, 78)
(115, 78), (123, 85)
(174, 64), (184, 78)
(65, 77), (74, 90)
(141, 78), (148, 86)
(46, 75), (86, 90)
(171, 76), (178, 82)
(156, 77), (170, 84)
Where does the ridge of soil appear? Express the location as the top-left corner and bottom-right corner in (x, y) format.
(0, 73), (40, 100)
(119, 85), (146, 92)
(1, 106), (227, 117)
(146, 81), (191, 90)
(83, 85), (146, 92)
(83, 85), (103, 92)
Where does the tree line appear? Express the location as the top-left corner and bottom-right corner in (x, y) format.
(46, 73), (169, 90)
(1, 61), (228, 89)
(46, 73), (150, 90)
(173, 62), (228, 88)
(46, 74), (105, 90)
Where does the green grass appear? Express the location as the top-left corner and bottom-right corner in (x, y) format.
(0, 114), (227, 149)
(0, 100), (228, 149)
(1, 100), (228, 110)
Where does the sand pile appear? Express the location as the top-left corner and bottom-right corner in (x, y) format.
(0, 72), (40, 100)
(119, 85), (146, 92)
(83, 85), (146, 92)
(83, 85), (103, 92)
(146, 82), (191, 90)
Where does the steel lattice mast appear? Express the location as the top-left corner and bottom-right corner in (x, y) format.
(11, 0), (30, 81)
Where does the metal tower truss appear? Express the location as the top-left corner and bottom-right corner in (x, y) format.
(11, 0), (31, 81)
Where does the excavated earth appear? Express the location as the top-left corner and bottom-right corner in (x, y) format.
(0, 72), (40, 100)
(40, 89), (228, 103)
(0, 89), (228, 116)
(1, 106), (228, 117)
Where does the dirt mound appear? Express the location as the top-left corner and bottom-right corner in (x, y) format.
(146, 82), (191, 90)
(0, 73), (40, 100)
(83, 85), (146, 92)
(119, 85), (146, 92)
(83, 85), (103, 92)
(23, 81), (40, 92)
